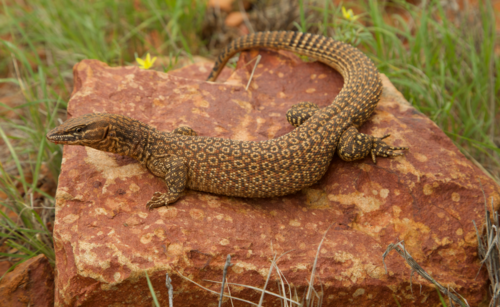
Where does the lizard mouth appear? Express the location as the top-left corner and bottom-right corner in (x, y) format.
(46, 134), (64, 144)
(46, 130), (73, 144)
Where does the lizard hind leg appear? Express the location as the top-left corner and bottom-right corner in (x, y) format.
(337, 126), (408, 163)
(171, 126), (198, 136)
(286, 102), (319, 127)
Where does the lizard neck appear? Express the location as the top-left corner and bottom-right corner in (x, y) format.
(91, 116), (155, 162)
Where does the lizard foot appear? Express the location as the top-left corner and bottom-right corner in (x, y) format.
(146, 192), (177, 210)
(286, 102), (319, 127)
(370, 134), (408, 163)
(337, 126), (408, 163)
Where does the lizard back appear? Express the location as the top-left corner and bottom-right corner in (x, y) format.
(47, 31), (406, 210)
(160, 31), (382, 198)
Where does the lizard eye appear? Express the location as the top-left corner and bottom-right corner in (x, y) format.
(75, 127), (82, 133)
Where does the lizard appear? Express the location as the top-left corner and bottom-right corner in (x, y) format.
(46, 31), (408, 210)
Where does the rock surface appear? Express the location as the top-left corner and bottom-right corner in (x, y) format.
(0, 255), (54, 307)
(53, 49), (499, 306)
(0, 260), (13, 277)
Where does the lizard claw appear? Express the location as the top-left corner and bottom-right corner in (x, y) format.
(146, 192), (168, 210)
(370, 134), (408, 164)
(146, 192), (180, 210)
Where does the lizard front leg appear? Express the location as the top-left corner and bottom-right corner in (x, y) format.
(146, 156), (188, 210)
(337, 126), (408, 163)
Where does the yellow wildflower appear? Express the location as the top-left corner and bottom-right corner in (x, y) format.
(136, 53), (157, 69)
(341, 6), (359, 21)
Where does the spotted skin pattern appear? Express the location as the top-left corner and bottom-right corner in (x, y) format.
(46, 31), (408, 210)
(286, 102), (320, 128)
(171, 126), (198, 136)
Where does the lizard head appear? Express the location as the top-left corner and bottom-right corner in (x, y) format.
(46, 113), (110, 146)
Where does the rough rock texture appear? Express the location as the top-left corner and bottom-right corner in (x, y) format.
(53, 49), (500, 306)
(0, 254), (54, 307)
(0, 260), (13, 277)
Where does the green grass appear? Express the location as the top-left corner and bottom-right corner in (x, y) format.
(0, 0), (498, 304)
(370, 0), (499, 179)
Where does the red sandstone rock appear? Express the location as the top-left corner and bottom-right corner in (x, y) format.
(0, 260), (13, 277)
(53, 49), (499, 306)
(0, 254), (54, 307)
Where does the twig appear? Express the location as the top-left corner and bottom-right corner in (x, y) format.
(226, 276), (235, 307)
(273, 261), (293, 306)
(176, 269), (258, 306)
(474, 179), (500, 306)
(277, 280), (284, 307)
(219, 254), (232, 307)
(205, 280), (300, 305)
(382, 240), (468, 306)
(165, 273), (173, 307)
(245, 55), (262, 90)
(306, 222), (334, 301)
(258, 254), (277, 306)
